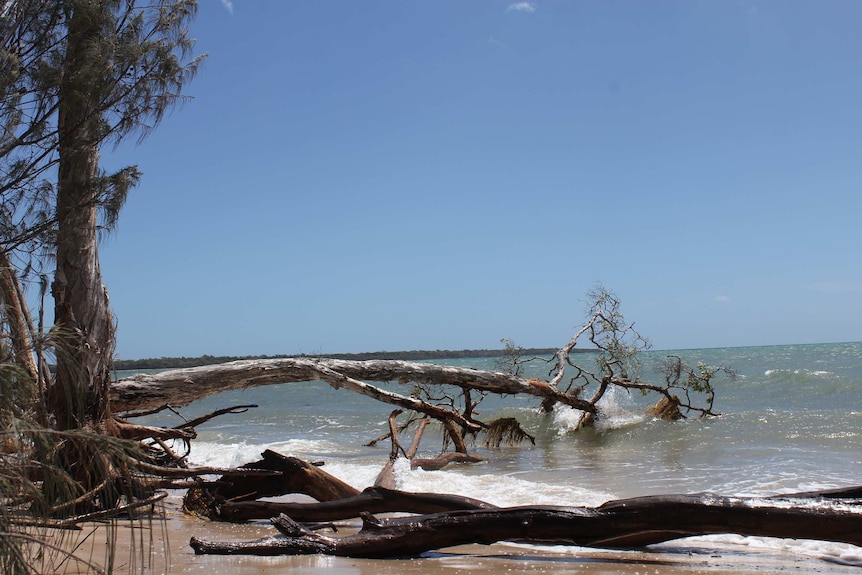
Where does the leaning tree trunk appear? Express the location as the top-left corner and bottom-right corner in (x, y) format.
(0, 249), (41, 386)
(48, 1), (115, 434)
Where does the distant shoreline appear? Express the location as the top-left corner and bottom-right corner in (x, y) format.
(113, 347), (599, 370)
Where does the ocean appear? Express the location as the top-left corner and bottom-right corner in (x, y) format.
(130, 341), (862, 566)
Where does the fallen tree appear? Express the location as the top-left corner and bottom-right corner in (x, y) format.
(114, 287), (731, 457)
(182, 449), (862, 558)
(189, 467), (862, 558)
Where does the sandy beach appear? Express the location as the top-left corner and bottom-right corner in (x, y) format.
(51, 497), (862, 575)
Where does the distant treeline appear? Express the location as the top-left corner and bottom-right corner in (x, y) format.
(113, 347), (598, 371)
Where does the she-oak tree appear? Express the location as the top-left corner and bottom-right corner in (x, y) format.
(2, 1), (201, 571)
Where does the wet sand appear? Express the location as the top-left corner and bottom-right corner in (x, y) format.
(57, 500), (862, 575)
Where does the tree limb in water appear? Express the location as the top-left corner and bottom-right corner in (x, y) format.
(111, 357), (595, 413)
(112, 287), (727, 447)
(111, 357), (590, 450)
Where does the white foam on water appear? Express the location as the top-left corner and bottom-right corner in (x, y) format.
(551, 384), (646, 435)
(593, 385), (647, 432)
(683, 534), (862, 567)
(188, 438), (345, 469)
(551, 405), (587, 435)
(307, 460), (383, 490)
(764, 368), (835, 377)
(392, 458), (612, 507)
(188, 444), (613, 507)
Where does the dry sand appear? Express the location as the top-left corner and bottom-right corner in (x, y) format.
(52, 499), (862, 575)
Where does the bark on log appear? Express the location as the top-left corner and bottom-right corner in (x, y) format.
(111, 357), (595, 414)
(190, 492), (862, 558)
(184, 450), (359, 518)
(211, 450), (358, 503)
(217, 486), (497, 522)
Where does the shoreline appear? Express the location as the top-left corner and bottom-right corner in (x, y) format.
(111, 347), (590, 371)
(56, 497), (862, 574)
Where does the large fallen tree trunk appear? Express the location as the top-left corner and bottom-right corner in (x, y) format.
(111, 357), (595, 414)
(190, 491), (862, 558)
(111, 357), (592, 451)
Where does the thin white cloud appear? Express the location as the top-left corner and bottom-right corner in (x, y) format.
(507, 2), (536, 13)
(221, 0), (234, 14)
(715, 295), (732, 304)
(806, 281), (862, 294)
(489, 36), (510, 50)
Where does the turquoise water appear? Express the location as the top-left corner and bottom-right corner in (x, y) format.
(131, 341), (862, 503)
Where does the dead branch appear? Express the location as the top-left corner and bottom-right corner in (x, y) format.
(363, 414), (422, 447)
(115, 403), (179, 419)
(183, 450), (360, 519)
(113, 421), (196, 442)
(178, 404), (259, 429)
(217, 486), (497, 522)
(373, 410), (404, 489)
(405, 418), (429, 458)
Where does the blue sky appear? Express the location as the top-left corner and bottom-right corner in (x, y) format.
(99, 0), (862, 359)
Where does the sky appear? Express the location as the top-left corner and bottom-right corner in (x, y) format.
(98, 0), (862, 359)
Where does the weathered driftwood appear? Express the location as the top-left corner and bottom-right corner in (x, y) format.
(190, 491), (862, 558)
(183, 450), (359, 518)
(218, 486), (497, 522)
(111, 357), (596, 414)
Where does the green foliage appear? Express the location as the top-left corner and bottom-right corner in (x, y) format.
(1, 0), (203, 259)
(1, 1), (200, 570)
(659, 355), (734, 416)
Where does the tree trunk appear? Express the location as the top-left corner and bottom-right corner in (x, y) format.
(191, 492), (862, 558)
(48, 1), (115, 433)
(0, 249), (41, 385)
(111, 357), (596, 414)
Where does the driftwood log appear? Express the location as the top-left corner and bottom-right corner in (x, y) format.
(183, 450), (359, 518)
(185, 447), (491, 520)
(191, 490), (862, 558)
(218, 486), (497, 522)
